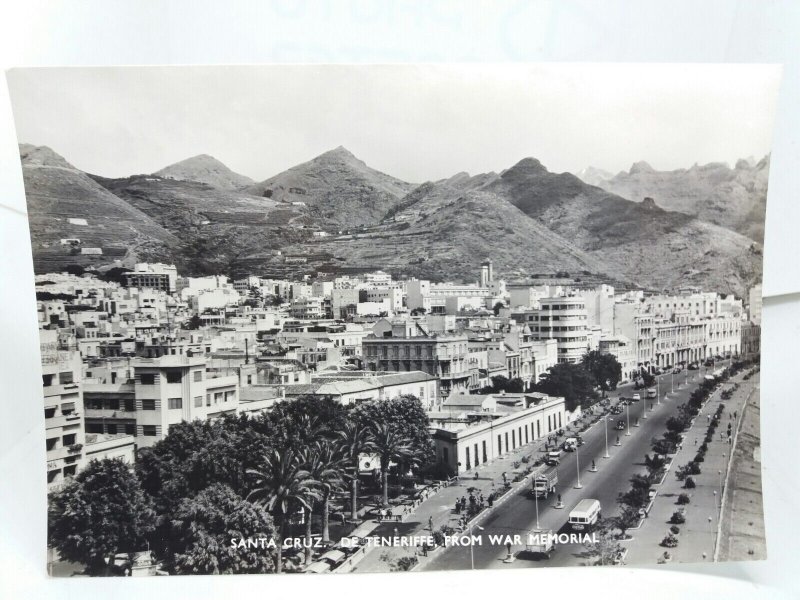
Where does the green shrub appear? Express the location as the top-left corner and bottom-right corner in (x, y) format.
(685, 477), (696, 489)
(670, 511), (686, 525)
(677, 493), (690, 505)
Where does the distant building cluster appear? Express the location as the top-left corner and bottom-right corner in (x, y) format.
(37, 259), (762, 486)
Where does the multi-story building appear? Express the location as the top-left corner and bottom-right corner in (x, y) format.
(362, 319), (470, 396)
(41, 329), (86, 490)
(83, 355), (239, 448)
(529, 296), (590, 364)
(598, 334), (637, 381)
(749, 283), (762, 325)
(123, 263), (178, 294)
(741, 321), (761, 356)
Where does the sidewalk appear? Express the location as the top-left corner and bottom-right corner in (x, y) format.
(624, 370), (754, 565)
(346, 397), (623, 573)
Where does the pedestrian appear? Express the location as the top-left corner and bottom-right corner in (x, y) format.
(428, 516), (434, 531)
(387, 507), (393, 519)
(488, 493), (494, 508)
(454, 500), (460, 514)
(379, 507), (386, 521)
(394, 526), (399, 538)
(422, 544), (428, 557)
(474, 471), (479, 480)
(479, 493), (484, 505)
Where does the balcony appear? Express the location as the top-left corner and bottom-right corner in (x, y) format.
(46, 412), (83, 429)
(85, 408), (137, 419)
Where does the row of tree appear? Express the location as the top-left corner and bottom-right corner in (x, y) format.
(49, 394), (434, 575)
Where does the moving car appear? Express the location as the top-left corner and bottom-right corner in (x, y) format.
(545, 451), (561, 466)
(632, 393), (641, 402)
(646, 388), (657, 399)
(614, 419), (625, 430)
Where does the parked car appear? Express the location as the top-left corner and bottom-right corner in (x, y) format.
(632, 393), (641, 402)
(688, 362), (699, 370)
(672, 367), (682, 374)
(615, 419), (625, 430)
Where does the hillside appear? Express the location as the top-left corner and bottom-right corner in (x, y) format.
(18, 144), (177, 273)
(578, 157), (770, 243)
(290, 181), (616, 283)
(245, 146), (416, 227)
(90, 173), (311, 278)
(19, 144), (765, 295)
(154, 154), (254, 191)
(482, 157), (762, 296)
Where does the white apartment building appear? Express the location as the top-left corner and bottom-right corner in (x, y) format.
(83, 354), (239, 448)
(529, 296), (590, 364)
(41, 329), (86, 490)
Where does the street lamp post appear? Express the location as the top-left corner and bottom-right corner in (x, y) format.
(604, 414), (610, 458)
(470, 523), (484, 570)
(671, 370), (674, 395)
(575, 448), (583, 489)
(534, 488), (541, 529)
(626, 401), (631, 436)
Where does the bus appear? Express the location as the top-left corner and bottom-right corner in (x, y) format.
(568, 499), (602, 531)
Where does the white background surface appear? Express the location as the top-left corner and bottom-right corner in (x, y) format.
(0, 2), (798, 599)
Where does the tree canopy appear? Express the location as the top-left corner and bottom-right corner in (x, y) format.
(582, 350), (622, 395)
(49, 458), (155, 573)
(171, 483), (276, 574)
(533, 362), (598, 412)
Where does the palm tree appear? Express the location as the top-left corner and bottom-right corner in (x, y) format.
(337, 421), (376, 521)
(298, 440), (347, 564)
(246, 448), (321, 573)
(368, 421), (419, 507)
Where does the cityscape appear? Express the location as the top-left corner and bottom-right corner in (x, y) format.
(7, 64), (773, 577)
(37, 259), (763, 575)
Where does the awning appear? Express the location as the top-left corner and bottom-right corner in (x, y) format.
(320, 549), (345, 563)
(305, 561), (331, 574)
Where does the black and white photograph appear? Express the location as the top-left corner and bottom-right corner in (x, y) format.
(6, 63), (778, 576)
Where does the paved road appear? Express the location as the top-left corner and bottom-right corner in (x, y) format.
(422, 372), (704, 571)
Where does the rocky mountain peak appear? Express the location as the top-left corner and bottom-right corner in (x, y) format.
(154, 154), (254, 190)
(641, 196), (659, 210)
(19, 144), (76, 170)
(629, 161), (655, 175)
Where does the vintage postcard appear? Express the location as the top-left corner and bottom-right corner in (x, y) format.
(6, 64), (776, 575)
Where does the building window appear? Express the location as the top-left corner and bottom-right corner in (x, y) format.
(474, 444), (479, 466)
(193, 371), (203, 382)
(106, 423), (118, 434)
(140, 373), (156, 385)
(166, 371), (182, 384)
(512, 430), (516, 449)
(168, 397), (182, 410)
(558, 413), (562, 427)
(46, 437), (58, 450)
(58, 371), (74, 385)
(125, 424), (136, 435)
(142, 425), (157, 436)
(505, 432), (509, 452)
(482, 440), (487, 463)
(141, 399), (156, 410)
(497, 434), (502, 454)
(194, 396), (203, 408)
(42, 374), (54, 387)
(206, 394), (211, 407)
(63, 465), (78, 478)
(62, 433), (77, 446)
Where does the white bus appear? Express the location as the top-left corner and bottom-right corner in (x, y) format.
(568, 499), (602, 531)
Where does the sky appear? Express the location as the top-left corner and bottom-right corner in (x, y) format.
(6, 64), (782, 183)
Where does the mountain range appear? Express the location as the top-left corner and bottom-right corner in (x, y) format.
(575, 157), (770, 243)
(18, 144), (766, 297)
